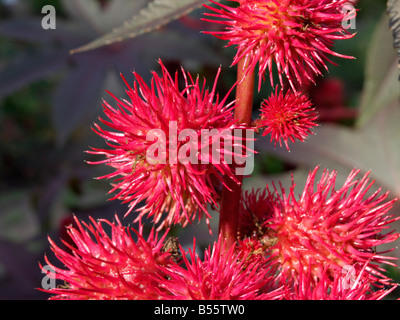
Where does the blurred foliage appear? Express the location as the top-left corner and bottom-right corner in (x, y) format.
(387, 0), (400, 78)
(0, 0), (399, 299)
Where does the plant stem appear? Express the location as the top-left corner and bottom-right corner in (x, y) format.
(218, 58), (254, 250)
(234, 59), (254, 125)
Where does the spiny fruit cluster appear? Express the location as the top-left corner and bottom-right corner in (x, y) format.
(40, 0), (400, 300)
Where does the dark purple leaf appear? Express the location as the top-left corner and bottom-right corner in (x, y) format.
(0, 18), (59, 43)
(0, 48), (67, 97)
(0, 17), (93, 45)
(51, 55), (107, 145)
(0, 238), (46, 299)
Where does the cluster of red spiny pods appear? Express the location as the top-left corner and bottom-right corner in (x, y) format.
(41, 0), (400, 300)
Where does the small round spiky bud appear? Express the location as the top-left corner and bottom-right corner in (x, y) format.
(258, 87), (318, 150)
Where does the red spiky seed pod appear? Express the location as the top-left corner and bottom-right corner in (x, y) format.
(203, 0), (356, 90)
(239, 167), (400, 288)
(41, 216), (173, 300)
(88, 60), (248, 231)
(155, 235), (283, 300)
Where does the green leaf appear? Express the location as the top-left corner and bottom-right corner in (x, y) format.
(356, 12), (400, 128)
(70, 0), (215, 54)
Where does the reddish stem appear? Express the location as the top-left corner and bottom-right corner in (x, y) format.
(234, 59), (255, 125)
(218, 58), (254, 250)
